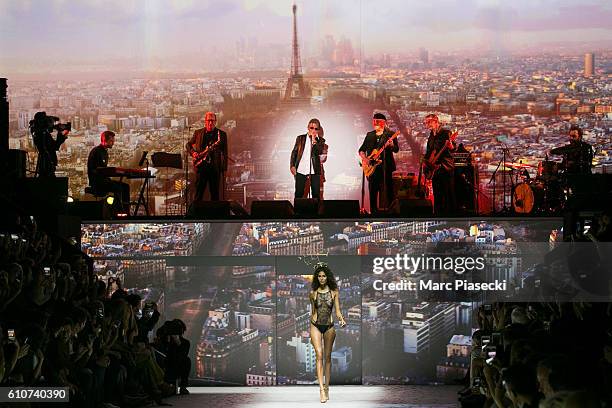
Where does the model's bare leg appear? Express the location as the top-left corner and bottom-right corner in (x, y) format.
(310, 324), (326, 402)
(323, 327), (336, 399)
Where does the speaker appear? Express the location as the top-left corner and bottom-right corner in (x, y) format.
(188, 200), (231, 219)
(319, 200), (360, 218)
(16, 177), (69, 214)
(37, 215), (82, 243)
(8, 149), (26, 178)
(389, 198), (433, 217)
(294, 198), (320, 217)
(66, 200), (112, 220)
(251, 200), (294, 218)
(455, 165), (478, 214)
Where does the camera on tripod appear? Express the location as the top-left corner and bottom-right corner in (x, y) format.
(29, 111), (71, 134)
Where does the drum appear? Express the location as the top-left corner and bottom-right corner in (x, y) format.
(538, 160), (561, 180)
(513, 181), (544, 214)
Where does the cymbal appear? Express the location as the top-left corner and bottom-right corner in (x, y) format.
(504, 162), (536, 169)
(550, 144), (579, 155)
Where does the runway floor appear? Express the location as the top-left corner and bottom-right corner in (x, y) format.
(167, 385), (461, 407)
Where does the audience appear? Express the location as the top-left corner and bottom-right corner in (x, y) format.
(460, 302), (611, 407)
(0, 214), (191, 407)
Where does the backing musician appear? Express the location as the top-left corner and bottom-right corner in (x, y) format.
(87, 130), (130, 211)
(550, 125), (593, 175)
(186, 112), (228, 202)
(359, 113), (399, 214)
(424, 114), (456, 215)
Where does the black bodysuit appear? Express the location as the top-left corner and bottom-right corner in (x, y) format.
(312, 290), (334, 334)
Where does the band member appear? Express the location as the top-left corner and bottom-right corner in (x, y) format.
(87, 130), (130, 211)
(29, 111), (70, 177)
(550, 125), (593, 175)
(290, 118), (326, 199)
(424, 113), (456, 215)
(359, 113), (399, 214)
(186, 112), (228, 202)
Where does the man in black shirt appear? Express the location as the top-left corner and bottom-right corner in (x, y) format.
(87, 131), (129, 211)
(424, 114), (456, 215)
(359, 113), (400, 214)
(186, 112), (228, 202)
(550, 125), (593, 175)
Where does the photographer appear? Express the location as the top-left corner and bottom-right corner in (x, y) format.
(155, 319), (191, 395)
(137, 301), (160, 343)
(29, 111), (70, 177)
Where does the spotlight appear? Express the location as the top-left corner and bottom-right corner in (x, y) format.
(66, 196), (74, 203)
(106, 194), (115, 205)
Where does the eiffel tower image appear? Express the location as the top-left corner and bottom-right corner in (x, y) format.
(283, 3), (310, 104)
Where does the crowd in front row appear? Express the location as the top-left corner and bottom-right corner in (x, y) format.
(460, 301), (612, 407)
(0, 213), (191, 407)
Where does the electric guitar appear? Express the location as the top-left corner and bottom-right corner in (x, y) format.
(415, 155), (428, 199)
(422, 129), (458, 180)
(361, 130), (401, 177)
(193, 131), (221, 169)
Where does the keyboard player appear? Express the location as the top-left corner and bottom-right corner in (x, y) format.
(87, 130), (130, 211)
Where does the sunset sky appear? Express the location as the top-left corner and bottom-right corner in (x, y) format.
(1, 0), (610, 73)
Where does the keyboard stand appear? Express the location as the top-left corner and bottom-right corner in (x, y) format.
(133, 176), (152, 216)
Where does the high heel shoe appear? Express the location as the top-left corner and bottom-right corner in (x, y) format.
(320, 387), (327, 403)
(324, 385), (329, 401)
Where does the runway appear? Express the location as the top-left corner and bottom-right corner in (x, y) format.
(169, 385), (461, 407)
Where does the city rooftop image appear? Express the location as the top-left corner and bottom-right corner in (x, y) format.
(0, 1), (611, 407)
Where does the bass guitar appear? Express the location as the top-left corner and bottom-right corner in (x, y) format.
(361, 130), (401, 177)
(422, 129), (458, 180)
(193, 131), (221, 169)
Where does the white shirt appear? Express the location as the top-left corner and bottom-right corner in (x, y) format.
(297, 135), (315, 175)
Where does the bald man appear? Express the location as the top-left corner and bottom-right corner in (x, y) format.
(186, 112), (228, 202)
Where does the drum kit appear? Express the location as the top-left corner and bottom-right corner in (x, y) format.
(510, 160), (565, 214)
(492, 155), (576, 216)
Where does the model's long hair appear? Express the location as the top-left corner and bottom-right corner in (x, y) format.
(311, 262), (338, 291)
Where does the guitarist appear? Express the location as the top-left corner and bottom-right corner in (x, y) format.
(424, 113), (456, 215)
(186, 111), (228, 202)
(359, 113), (400, 214)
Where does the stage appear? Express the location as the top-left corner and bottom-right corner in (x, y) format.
(172, 385), (461, 407)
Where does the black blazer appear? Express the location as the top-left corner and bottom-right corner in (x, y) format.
(358, 128), (399, 174)
(290, 134), (326, 175)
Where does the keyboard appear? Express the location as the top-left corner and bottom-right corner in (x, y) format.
(96, 167), (153, 179)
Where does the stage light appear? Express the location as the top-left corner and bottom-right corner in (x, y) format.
(116, 212), (128, 218)
(66, 196), (74, 203)
(106, 194), (115, 205)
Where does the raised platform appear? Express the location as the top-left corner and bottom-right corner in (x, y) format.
(172, 385), (461, 408)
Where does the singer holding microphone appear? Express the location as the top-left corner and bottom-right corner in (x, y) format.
(290, 118), (327, 199)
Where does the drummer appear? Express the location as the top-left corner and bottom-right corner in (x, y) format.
(550, 125), (593, 175)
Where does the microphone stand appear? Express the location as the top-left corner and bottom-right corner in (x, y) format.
(488, 143), (512, 215)
(308, 135), (312, 199)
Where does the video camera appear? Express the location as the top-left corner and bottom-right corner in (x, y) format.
(142, 302), (157, 319)
(29, 111), (71, 134)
